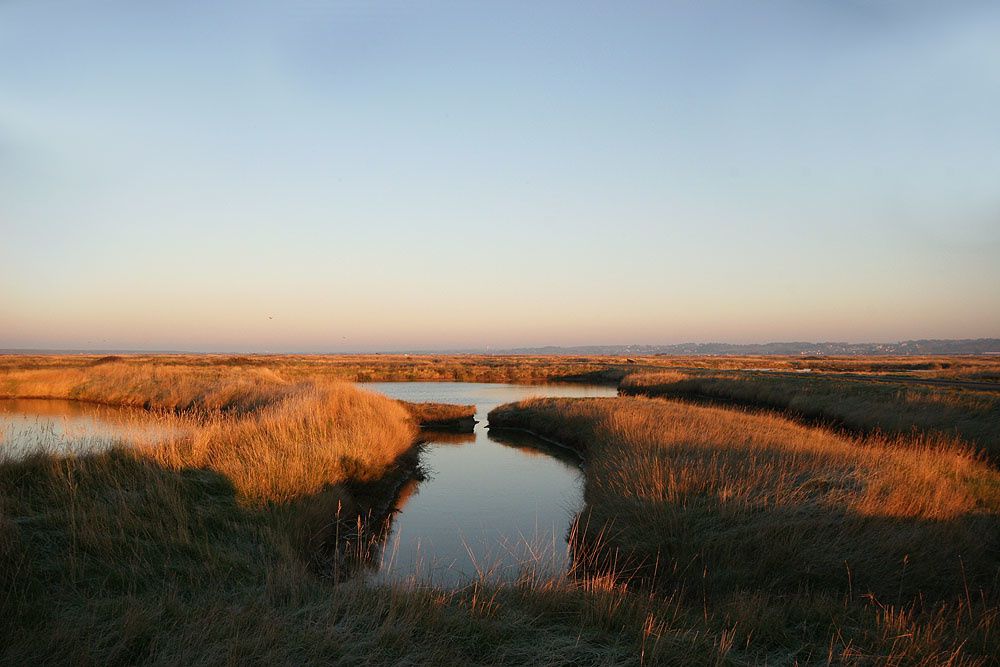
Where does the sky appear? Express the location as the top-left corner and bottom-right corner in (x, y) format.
(2, 1), (999, 352)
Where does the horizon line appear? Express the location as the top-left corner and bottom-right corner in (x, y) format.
(2, 337), (999, 357)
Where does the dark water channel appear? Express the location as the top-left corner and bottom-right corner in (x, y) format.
(0, 384), (618, 586)
(361, 382), (617, 585)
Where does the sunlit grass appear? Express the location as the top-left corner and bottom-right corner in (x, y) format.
(1, 432), (717, 664)
(621, 371), (1000, 461)
(490, 395), (1000, 662)
(8, 351), (999, 387)
(3, 357), (1000, 663)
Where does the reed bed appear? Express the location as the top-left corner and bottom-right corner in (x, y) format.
(489, 396), (1000, 662)
(0, 417), (718, 664)
(5, 352), (1000, 390)
(0, 362), (297, 414)
(622, 371), (1000, 461)
(0, 353), (627, 386)
(395, 400), (477, 430)
(4, 357), (1000, 663)
(0, 360), (680, 664)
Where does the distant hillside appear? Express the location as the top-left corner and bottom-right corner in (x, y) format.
(498, 339), (1000, 356)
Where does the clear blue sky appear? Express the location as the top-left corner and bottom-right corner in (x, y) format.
(2, 1), (998, 352)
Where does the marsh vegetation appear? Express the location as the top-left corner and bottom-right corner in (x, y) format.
(622, 371), (1000, 461)
(2, 355), (998, 664)
(490, 396), (1000, 662)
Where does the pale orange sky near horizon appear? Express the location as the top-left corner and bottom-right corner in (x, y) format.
(3, 275), (997, 352)
(2, 2), (999, 352)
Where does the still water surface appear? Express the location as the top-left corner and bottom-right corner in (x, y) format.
(361, 382), (617, 585)
(1, 383), (617, 586)
(0, 398), (180, 459)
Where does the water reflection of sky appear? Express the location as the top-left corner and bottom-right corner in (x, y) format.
(361, 382), (617, 586)
(0, 399), (181, 460)
(1, 384), (620, 586)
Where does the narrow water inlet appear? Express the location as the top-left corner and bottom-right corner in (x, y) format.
(0, 384), (618, 586)
(360, 382), (618, 585)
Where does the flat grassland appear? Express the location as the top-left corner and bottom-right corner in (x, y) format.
(622, 370), (1000, 462)
(2, 354), (999, 664)
(5, 351), (1000, 385)
(490, 396), (1000, 663)
(0, 359), (690, 664)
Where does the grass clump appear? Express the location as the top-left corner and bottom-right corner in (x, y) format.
(0, 430), (743, 665)
(489, 396), (1000, 662)
(397, 400), (477, 431)
(5, 357), (1000, 663)
(0, 363), (710, 664)
(0, 361), (297, 414)
(1, 445), (698, 665)
(622, 371), (1000, 462)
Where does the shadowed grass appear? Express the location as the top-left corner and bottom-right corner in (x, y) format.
(1, 437), (739, 665)
(489, 395), (1000, 662)
(0, 363), (713, 665)
(4, 358), (1000, 663)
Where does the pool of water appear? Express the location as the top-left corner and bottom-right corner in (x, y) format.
(360, 382), (617, 586)
(0, 384), (618, 586)
(0, 398), (181, 460)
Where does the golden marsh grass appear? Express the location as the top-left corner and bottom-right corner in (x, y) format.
(622, 371), (1000, 461)
(3, 356), (1000, 663)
